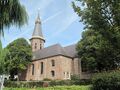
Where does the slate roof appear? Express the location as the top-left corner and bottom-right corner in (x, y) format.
(32, 15), (43, 38)
(32, 44), (77, 60)
(64, 44), (77, 58)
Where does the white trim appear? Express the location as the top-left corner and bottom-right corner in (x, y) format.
(30, 36), (45, 41)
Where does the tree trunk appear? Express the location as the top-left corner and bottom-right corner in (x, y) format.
(0, 75), (5, 90)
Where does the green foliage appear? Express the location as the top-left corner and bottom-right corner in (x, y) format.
(0, 41), (8, 74)
(72, 0), (120, 48)
(4, 81), (43, 88)
(0, 0), (28, 36)
(92, 71), (120, 90)
(72, 0), (120, 31)
(5, 38), (32, 77)
(43, 78), (52, 81)
(50, 80), (72, 86)
(76, 29), (118, 72)
(49, 80), (91, 86)
(71, 74), (80, 80)
(4, 80), (92, 88)
(72, 0), (120, 71)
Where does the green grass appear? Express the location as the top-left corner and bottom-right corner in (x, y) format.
(4, 85), (91, 90)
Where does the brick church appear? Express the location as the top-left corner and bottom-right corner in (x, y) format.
(19, 14), (90, 81)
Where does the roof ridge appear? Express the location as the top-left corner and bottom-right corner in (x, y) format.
(64, 44), (76, 48)
(32, 43), (77, 60)
(33, 43), (62, 53)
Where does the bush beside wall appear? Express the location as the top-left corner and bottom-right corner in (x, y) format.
(4, 81), (44, 88)
(4, 79), (92, 88)
(50, 79), (91, 86)
(92, 71), (120, 90)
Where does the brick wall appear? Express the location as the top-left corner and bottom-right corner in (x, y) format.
(25, 56), (78, 81)
(31, 38), (44, 52)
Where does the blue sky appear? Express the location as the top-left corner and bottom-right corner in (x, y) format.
(1, 0), (84, 47)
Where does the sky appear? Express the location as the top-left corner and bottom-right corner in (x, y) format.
(1, 0), (84, 48)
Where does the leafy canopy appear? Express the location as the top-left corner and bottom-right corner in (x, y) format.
(72, 0), (120, 29)
(72, 0), (120, 47)
(5, 38), (32, 75)
(0, 41), (8, 75)
(0, 0), (28, 36)
(72, 0), (120, 71)
(77, 29), (118, 72)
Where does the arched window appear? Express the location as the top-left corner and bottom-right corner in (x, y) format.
(35, 43), (37, 49)
(51, 70), (55, 77)
(32, 64), (34, 75)
(40, 44), (42, 49)
(41, 62), (44, 74)
(51, 60), (55, 66)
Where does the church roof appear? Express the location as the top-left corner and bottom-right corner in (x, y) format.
(32, 44), (77, 60)
(64, 44), (77, 58)
(31, 14), (44, 40)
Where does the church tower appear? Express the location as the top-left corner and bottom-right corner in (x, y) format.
(30, 14), (45, 52)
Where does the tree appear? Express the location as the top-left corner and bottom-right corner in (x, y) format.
(72, 0), (120, 71)
(0, 0), (28, 36)
(72, 0), (120, 29)
(72, 0), (120, 48)
(0, 41), (8, 90)
(77, 29), (119, 72)
(5, 38), (32, 80)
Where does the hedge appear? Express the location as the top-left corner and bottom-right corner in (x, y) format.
(4, 79), (92, 88)
(50, 79), (91, 86)
(92, 71), (120, 90)
(4, 81), (44, 88)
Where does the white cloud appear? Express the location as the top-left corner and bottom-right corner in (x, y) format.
(63, 39), (79, 46)
(2, 0), (81, 48)
(3, 10), (62, 46)
(43, 11), (63, 24)
(49, 12), (78, 38)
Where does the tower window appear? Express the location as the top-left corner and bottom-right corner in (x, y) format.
(51, 71), (55, 77)
(35, 43), (37, 49)
(32, 64), (34, 75)
(40, 44), (42, 49)
(41, 62), (44, 74)
(51, 60), (55, 66)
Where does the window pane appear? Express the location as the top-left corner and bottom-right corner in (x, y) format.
(32, 64), (34, 75)
(41, 62), (44, 74)
(40, 44), (42, 49)
(51, 60), (55, 66)
(51, 71), (55, 77)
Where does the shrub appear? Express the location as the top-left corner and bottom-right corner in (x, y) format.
(4, 81), (44, 88)
(4, 79), (92, 88)
(43, 78), (51, 81)
(49, 80), (74, 86)
(71, 74), (80, 80)
(76, 79), (92, 85)
(49, 79), (91, 86)
(92, 71), (120, 90)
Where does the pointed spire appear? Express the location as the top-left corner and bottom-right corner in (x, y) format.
(35, 12), (41, 24)
(31, 13), (45, 41)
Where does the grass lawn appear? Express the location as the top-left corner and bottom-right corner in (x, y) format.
(4, 85), (91, 90)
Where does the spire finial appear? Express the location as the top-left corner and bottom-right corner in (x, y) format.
(37, 8), (40, 18)
(35, 8), (41, 24)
